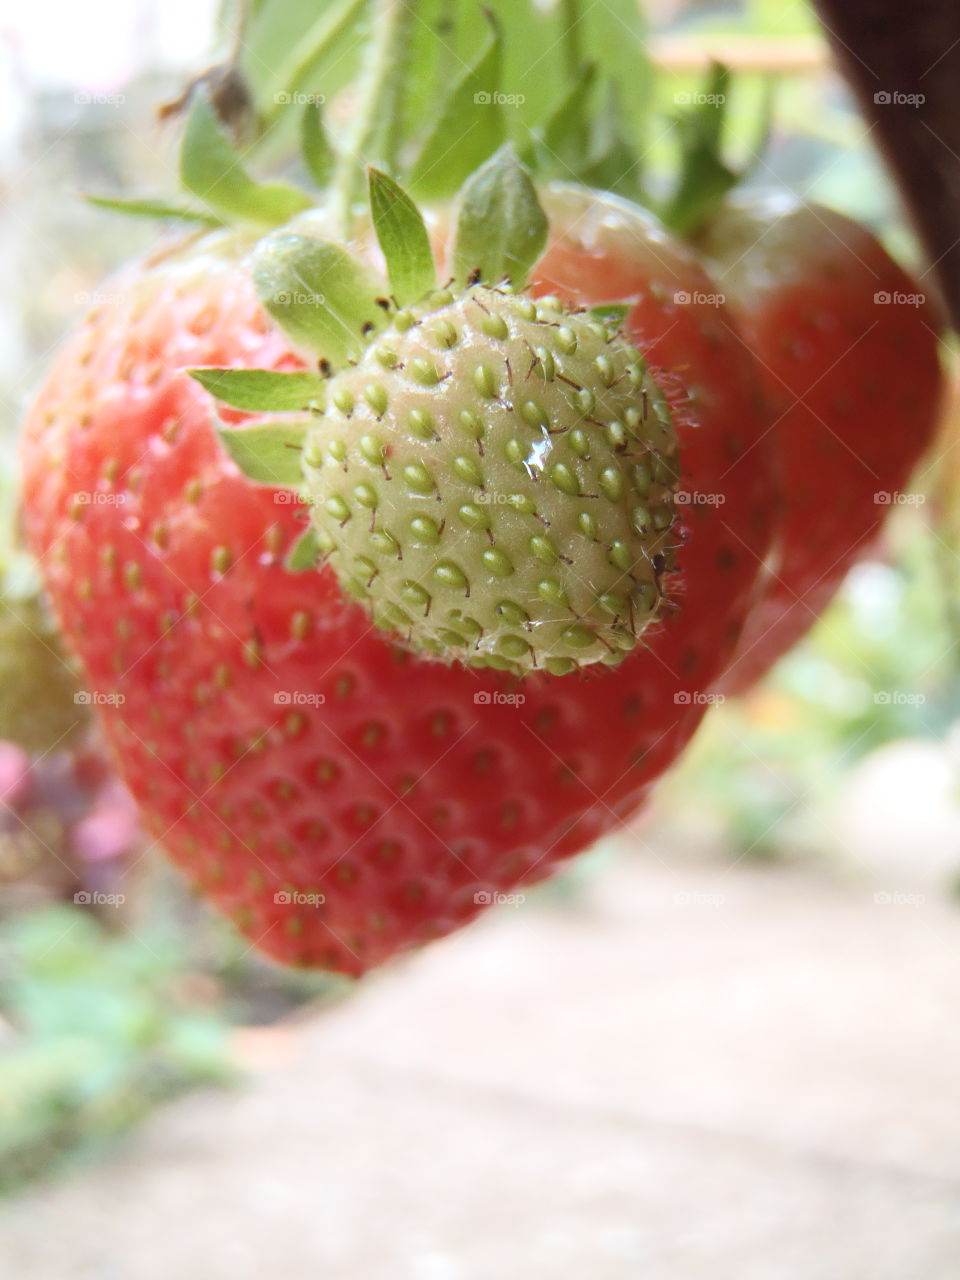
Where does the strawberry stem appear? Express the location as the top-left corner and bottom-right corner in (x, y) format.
(329, 0), (418, 233)
(256, 0), (369, 133)
(559, 0), (583, 77)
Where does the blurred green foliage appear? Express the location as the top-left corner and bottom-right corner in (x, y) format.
(659, 514), (960, 862)
(0, 907), (233, 1192)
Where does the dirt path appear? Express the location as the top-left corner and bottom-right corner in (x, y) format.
(2, 853), (960, 1279)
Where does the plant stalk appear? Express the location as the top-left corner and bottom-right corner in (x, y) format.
(329, 0), (418, 234)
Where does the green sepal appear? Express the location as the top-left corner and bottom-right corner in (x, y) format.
(251, 232), (386, 362)
(190, 368), (327, 413)
(525, 65), (597, 177)
(407, 12), (505, 200)
(218, 420), (309, 488)
(286, 525), (324, 572)
(84, 195), (224, 227)
(580, 80), (645, 200)
(180, 87), (313, 226)
(451, 146), (548, 289)
(300, 99), (335, 188)
(368, 168), (436, 305)
(660, 63), (739, 238)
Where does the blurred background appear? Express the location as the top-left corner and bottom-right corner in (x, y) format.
(1, 0), (959, 1276)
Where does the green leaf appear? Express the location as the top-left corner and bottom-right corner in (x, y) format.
(580, 80), (644, 199)
(190, 368), (327, 413)
(300, 100), (335, 187)
(661, 63), (739, 237)
(287, 525), (324, 572)
(451, 146), (548, 289)
(407, 12), (505, 200)
(251, 232), (386, 361)
(529, 65), (597, 175)
(368, 168), (436, 305)
(575, 0), (653, 152)
(180, 88), (312, 226)
(218, 421), (309, 488)
(84, 195), (223, 226)
(403, 1), (558, 142)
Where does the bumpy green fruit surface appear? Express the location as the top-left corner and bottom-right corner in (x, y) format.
(303, 286), (679, 676)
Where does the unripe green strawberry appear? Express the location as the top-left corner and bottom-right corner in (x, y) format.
(302, 285), (679, 676)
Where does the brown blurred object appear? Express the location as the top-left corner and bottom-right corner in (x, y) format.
(811, 0), (960, 329)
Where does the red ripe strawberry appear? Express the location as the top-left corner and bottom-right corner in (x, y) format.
(20, 181), (774, 973)
(697, 194), (945, 693)
(532, 186), (776, 694)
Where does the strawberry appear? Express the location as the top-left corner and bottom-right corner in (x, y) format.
(696, 193), (945, 692)
(20, 153), (775, 971)
(302, 285), (681, 676)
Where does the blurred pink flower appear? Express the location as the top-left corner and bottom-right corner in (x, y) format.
(70, 779), (141, 863)
(0, 740), (31, 808)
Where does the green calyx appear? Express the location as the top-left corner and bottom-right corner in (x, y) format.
(192, 152), (681, 678)
(302, 285), (678, 676)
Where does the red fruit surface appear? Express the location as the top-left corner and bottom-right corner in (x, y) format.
(698, 194), (945, 693)
(20, 192), (773, 974)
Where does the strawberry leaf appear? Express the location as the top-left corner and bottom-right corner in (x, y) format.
(407, 12), (505, 200)
(251, 233), (386, 362)
(84, 195), (223, 226)
(218, 421), (309, 488)
(580, 80), (644, 199)
(190, 368), (327, 413)
(300, 100), (335, 188)
(180, 87), (312, 226)
(451, 146), (547, 289)
(368, 168), (436, 305)
(525, 65), (598, 176)
(286, 526), (324, 572)
(660, 63), (739, 238)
